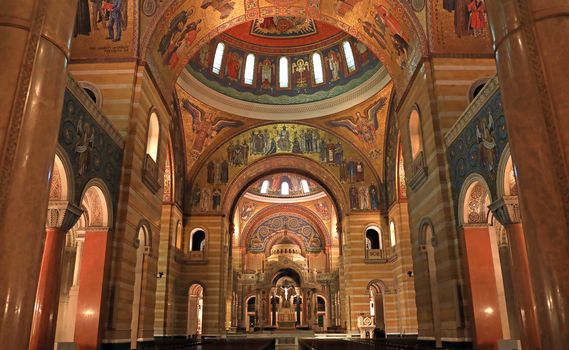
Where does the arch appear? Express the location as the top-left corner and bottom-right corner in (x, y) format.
(311, 52), (324, 84)
(175, 221), (183, 249)
(190, 228), (206, 252)
(130, 223), (150, 349)
(78, 81), (103, 109)
(496, 144), (518, 198)
(368, 280), (386, 330)
(272, 268), (303, 286)
(240, 204), (331, 253)
(418, 219), (442, 347)
(408, 107), (423, 160)
(50, 147), (74, 202)
(365, 225), (382, 250)
(243, 53), (255, 85)
(418, 218), (437, 248)
(146, 110), (160, 162)
(223, 154), (349, 219)
(188, 283), (204, 337)
(80, 179), (112, 228)
(212, 42), (225, 75)
(342, 40), (357, 72)
(458, 174), (493, 226)
(279, 56), (289, 88)
(141, 0), (428, 96)
(389, 220), (396, 247)
(468, 78), (491, 102)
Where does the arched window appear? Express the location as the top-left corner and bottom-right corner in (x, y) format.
(389, 221), (396, 247)
(175, 221), (183, 249)
(281, 181), (290, 196)
(342, 41), (356, 72)
(191, 230), (206, 252)
(247, 297), (256, 313)
(260, 180), (270, 194)
(365, 228), (382, 250)
(244, 53), (255, 85)
(279, 57), (289, 88)
(409, 108), (423, 160)
(312, 53), (324, 84)
(301, 179), (310, 193)
(146, 112), (159, 162)
(212, 42), (225, 75)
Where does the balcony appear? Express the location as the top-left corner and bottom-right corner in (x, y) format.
(174, 249), (207, 265)
(365, 249), (389, 263)
(142, 154), (160, 193)
(407, 151), (427, 191)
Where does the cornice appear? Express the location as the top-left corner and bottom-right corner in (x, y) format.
(177, 66), (391, 120)
(444, 75), (500, 147)
(66, 74), (125, 149)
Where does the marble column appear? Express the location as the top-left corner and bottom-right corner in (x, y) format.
(485, 1), (569, 348)
(29, 202), (82, 350)
(490, 197), (541, 350)
(459, 225), (503, 350)
(74, 228), (111, 350)
(0, 0), (78, 348)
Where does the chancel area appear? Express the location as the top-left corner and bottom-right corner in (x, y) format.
(1, 1), (569, 350)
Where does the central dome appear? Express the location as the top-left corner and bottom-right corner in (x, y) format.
(177, 18), (390, 120)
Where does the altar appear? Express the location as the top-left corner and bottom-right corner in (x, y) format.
(278, 307), (297, 329)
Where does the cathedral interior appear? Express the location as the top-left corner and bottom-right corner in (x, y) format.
(1, 1), (568, 350)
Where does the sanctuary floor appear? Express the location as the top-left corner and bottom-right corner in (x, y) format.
(155, 338), (471, 350)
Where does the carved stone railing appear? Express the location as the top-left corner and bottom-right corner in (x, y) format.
(444, 76), (500, 147)
(142, 154), (160, 193)
(364, 249), (389, 264)
(174, 249), (207, 265)
(407, 151), (428, 191)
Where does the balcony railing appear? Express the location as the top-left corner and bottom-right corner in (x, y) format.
(365, 249), (389, 263)
(142, 154), (160, 193)
(408, 151), (428, 191)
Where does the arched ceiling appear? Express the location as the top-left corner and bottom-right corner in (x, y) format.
(143, 0), (428, 97)
(180, 20), (386, 113)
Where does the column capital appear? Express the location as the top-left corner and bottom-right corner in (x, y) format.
(45, 201), (82, 232)
(489, 196), (522, 226)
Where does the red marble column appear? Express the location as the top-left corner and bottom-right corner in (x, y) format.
(29, 203), (81, 350)
(460, 226), (503, 350)
(490, 197), (541, 350)
(29, 228), (65, 350)
(506, 223), (540, 350)
(486, 1), (569, 348)
(0, 0), (78, 348)
(74, 229), (111, 350)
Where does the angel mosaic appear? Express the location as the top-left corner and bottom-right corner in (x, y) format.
(182, 99), (244, 158)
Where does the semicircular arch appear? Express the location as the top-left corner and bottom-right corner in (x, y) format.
(240, 203), (331, 254)
(142, 0), (428, 96)
(223, 154), (348, 218)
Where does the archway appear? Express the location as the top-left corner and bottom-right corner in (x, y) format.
(70, 181), (113, 349)
(459, 177), (507, 349)
(246, 296), (257, 331)
(131, 224), (149, 349)
(368, 281), (386, 332)
(419, 221), (442, 348)
(188, 283), (204, 338)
